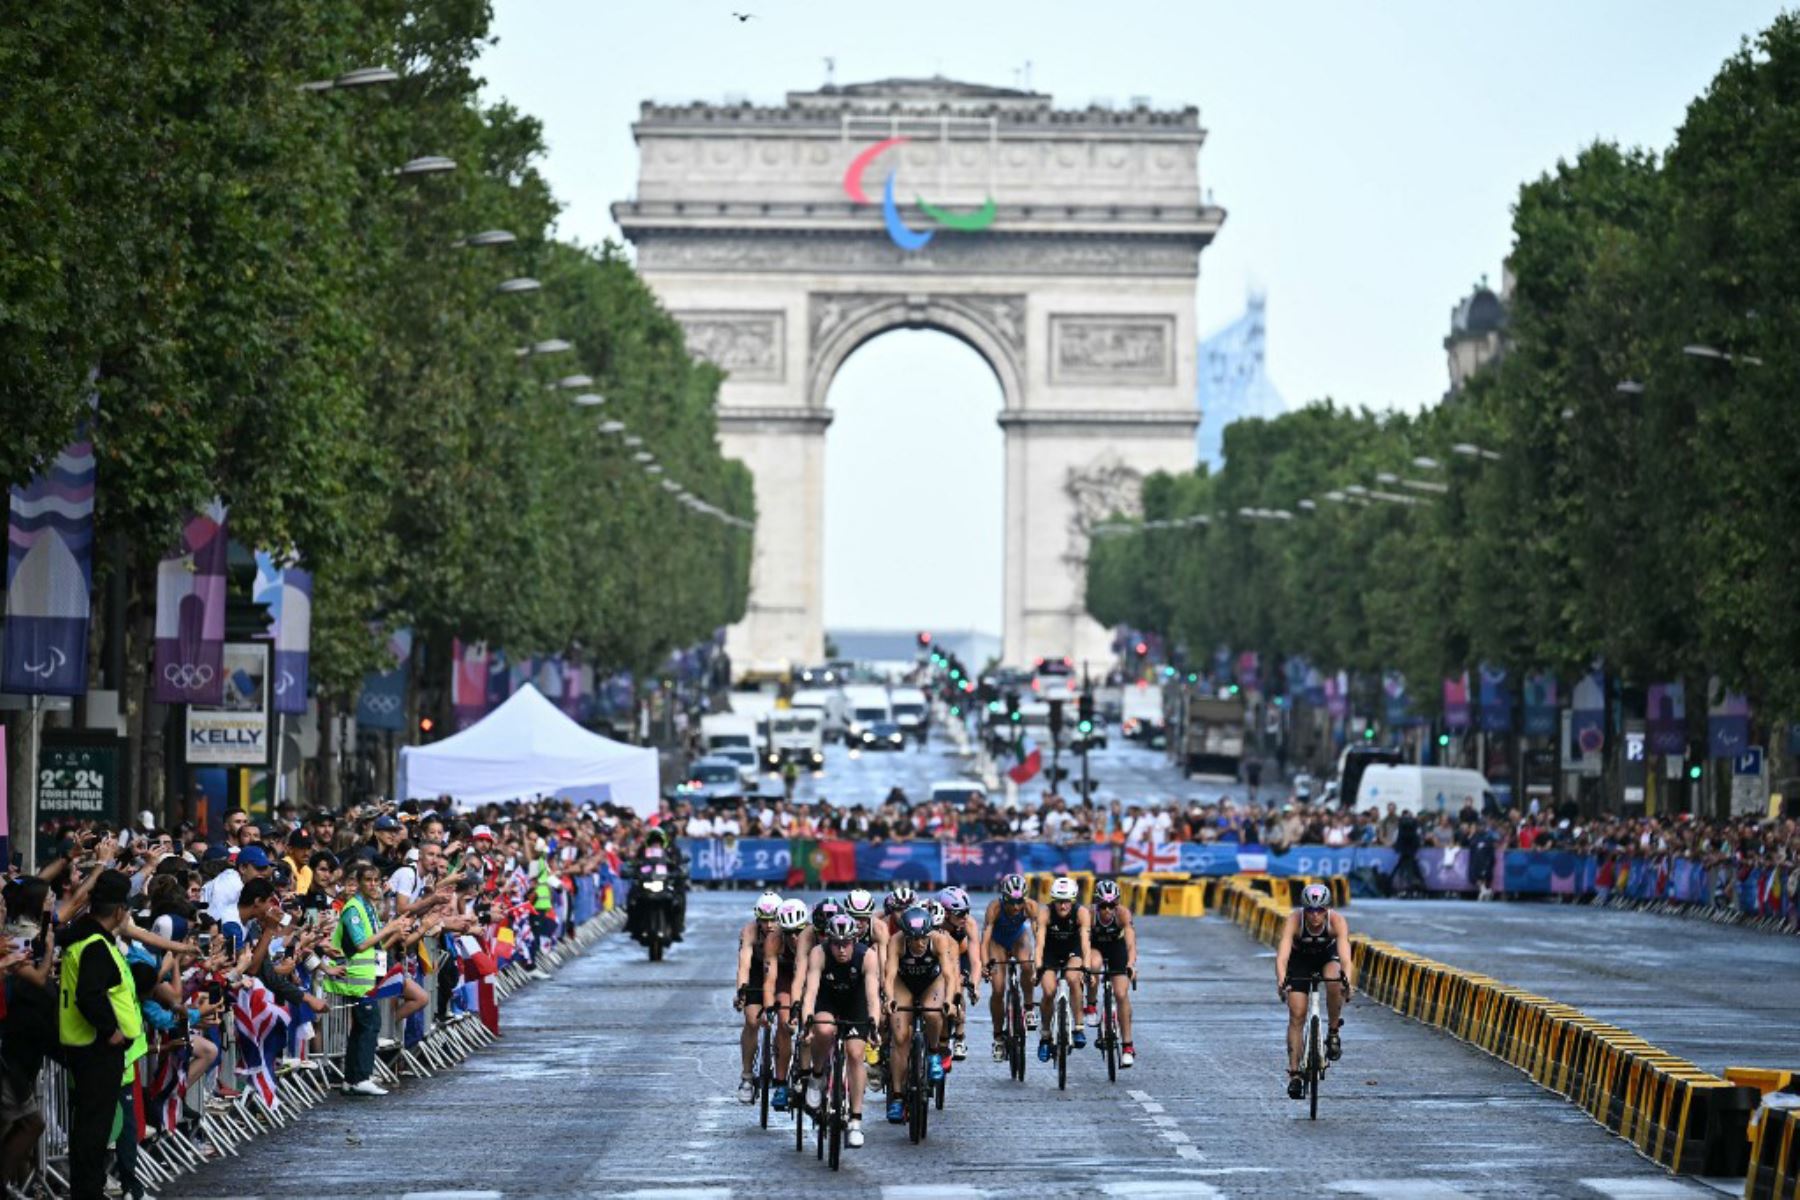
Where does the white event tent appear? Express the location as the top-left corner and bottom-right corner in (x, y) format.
(398, 683), (659, 814)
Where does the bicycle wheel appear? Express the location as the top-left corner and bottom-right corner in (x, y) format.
(827, 1048), (843, 1171)
(1055, 1002), (1069, 1092)
(793, 1052), (807, 1152)
(1103, 987), (1118, 1084)
(915, 1032), (931, 1142)
(1007, 988), (1026, 1082)
(758, 1023), (774, 1128)
(1307, 1012), (1321, 1121)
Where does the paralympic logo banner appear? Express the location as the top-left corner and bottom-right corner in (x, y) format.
(843, 137), (997, 251)
(3, 426), (97, 696)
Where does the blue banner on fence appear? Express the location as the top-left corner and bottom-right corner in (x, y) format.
(854, 841), (945, 883)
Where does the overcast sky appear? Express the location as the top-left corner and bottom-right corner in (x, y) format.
(480, 0), (1783, 637)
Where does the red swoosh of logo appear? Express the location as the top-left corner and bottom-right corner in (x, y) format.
(842, 136), (909, 205)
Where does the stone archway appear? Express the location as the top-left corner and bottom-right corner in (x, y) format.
(615, 77), (1225, 669)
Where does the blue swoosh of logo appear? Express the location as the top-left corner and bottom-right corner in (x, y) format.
(882, 170), (933, 251)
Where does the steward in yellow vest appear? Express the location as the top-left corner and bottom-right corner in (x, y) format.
(57, 868), (144, 1200)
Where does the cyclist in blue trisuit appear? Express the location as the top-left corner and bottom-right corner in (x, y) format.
(980, 873), (1043, 1062)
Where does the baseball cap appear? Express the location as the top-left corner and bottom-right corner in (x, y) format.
(472, 825), (495, 841)
(202, 845), (232, 863)
(235, 845), (272, 869)
(373, 816), (402, 832)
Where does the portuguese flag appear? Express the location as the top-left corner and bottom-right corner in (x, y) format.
(787, 837), (857, 888)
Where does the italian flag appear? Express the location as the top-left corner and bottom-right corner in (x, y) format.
(1007, 733), (1042, 784)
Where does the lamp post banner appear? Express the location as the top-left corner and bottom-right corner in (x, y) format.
(1647, 681), (1686, 755)
(1523, 672), (1559, 737)
(1477, 663), (1512, 733)
(253, 551), (312, 715)
(3, 433), (97, 696)
(356, 628), (412, 731)
(151, 505), (229, 705)
(1443, 671), (1471, 730)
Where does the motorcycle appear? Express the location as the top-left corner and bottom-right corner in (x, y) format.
(632, 860), (681, 962)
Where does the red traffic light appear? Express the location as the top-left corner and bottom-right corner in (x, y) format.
(419, 716), (435, 733)
(1134, 641), (1148, 656)
(917, 631), (932, 646)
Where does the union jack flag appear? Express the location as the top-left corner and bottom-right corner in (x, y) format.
(149, 1041), (189, 1131)
(944, 844), (985, 866)
(1122, 842), (1180, 874)
(233, 980), (290, 1109)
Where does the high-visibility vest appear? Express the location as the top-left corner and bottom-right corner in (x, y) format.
(321, 895), (382, 996)
(59, 931), (147, 1083)
(532, 861), (555, 915)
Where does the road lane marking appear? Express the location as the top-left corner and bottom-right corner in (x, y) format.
(611, 1191), (733, 1200)
(403, 1194), (504, 1200)
(1578, 1180), (1718, 1198)
(1330, 1184), (1475, 1199)
(882, 1188), (987, 1200)
(1101, 1183), (1224, 1198)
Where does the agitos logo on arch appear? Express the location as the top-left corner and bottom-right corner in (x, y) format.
(842, 136), (998, 251)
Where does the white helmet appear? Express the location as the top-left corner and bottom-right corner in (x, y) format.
(1049, 876), (1079, 902)
(843, 888), (876, 918)
(753, 891), (782, 923)
(776, 898), (809, 931)
(1300, 883), (1331, 910)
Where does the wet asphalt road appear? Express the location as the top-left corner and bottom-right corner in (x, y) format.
(166, 888), (1740, 1200)
(1350, 899), (1800, 1075)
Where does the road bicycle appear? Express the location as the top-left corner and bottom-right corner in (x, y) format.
(1047, 963), (1077, 1091)
(1088, 966), (1135, 1084)
(804, 1016), (863, 1171)
(785, 1012), (808, 1151)
(891, 1003), (944, 1144)
(993, 959), (1033, 1082)
(754, 1008), (777, 1128)
(1291, 973), (1331, 1120)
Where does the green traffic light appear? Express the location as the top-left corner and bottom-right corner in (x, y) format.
(1078, 719), (1093, 734)
(1010, 711), (1022, 723)
(949, 705), (961, 717)
(1228, 684), (1240, 696)
(1437, 734), (1450, 747)
(1362, 727), (1375, 740)
(987, 700), (1001, 713)
(1688, 764), (1702, 780)
(1186, 673), (1198, 683)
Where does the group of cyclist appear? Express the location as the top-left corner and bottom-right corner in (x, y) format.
(731, 872), (1149, 1148)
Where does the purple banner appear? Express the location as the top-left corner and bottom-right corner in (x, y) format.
(1325, 671), (1348, 720)
(1523, 672), (1558, 737)
(1706, 677), (1751, 759)
(485, 649), (510, 709)
(1443, 672), (1471, 730)
(854, 840), (945, 884)
(3, 434), (96, 695)
(152, 506), (229, 705)
(1571, 670), (1606, 757)
(253, 552), (312, 715)
(1234, 651), (1260, 692)
(1477, 663), (1511, 733)
(451, 639), (490, 730)
(1647, 681), (1686, 755)
(1383, 671), (1419, 727)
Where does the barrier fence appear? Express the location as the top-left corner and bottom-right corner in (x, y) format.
(680, 837), (1798, 923)
(1216, 875), (1763, 1177)
(18, 905), (625, 1199)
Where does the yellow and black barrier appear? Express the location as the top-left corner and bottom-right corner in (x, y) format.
(1746, 1099), (1800, 1200)
(1022, 870), (1218, 918)
(1218, 876), (1757, 1177)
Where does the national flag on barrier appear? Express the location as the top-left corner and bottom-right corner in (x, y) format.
(233, 979), (290, 1109)
(944, 844), (984, 866)
(370, 962), (408, 1000)
(1122, 842), (1181, 874)
(786, 837), (857, 888)
(150, 1042), (188, 1132)
(1007, 734), (1042, 784)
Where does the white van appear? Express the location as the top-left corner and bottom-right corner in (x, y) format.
(841, 684), (891, 744)
(1355, 765), (1496, 816)
(890, 685), (929, 741)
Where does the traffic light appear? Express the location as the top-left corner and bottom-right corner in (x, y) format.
(1078, 691), (1094, 726)
(1228, 684), (1241, 696)
(1437, 733), (1450, 747)
(1047, 698), (1065, 738)
(419, 716), (435, 735)
(1005, 689), (1022, 724)
(1362, 726), (1375, 740)
(1687, 762), (1702, 780)
(1134, 641), (1148, 656)
(917, 631), (932, 647)
(948, 704), (960, 718)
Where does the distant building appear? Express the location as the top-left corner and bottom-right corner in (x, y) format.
(1195, 292), (1287, 468)
(1444, 270), (1511, 397)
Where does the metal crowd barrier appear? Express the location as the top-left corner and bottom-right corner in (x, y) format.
(20, 903), (626, 1199)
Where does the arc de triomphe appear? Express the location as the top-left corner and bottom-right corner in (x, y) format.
(614, 78), (1224, 669)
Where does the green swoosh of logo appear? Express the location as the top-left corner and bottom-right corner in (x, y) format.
(917, 195), (998, 232)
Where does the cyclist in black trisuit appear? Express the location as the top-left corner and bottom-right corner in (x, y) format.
(1273, 882), (1354, 1099)
(1034, 876), (1092, 1063)
(1086, 878), (1139, 1067)
(801, 913), (880, 1149)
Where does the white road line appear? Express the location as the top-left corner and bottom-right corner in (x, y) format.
(1101, 1182), (1224, 1199)
(1150, 1114), (1178, 1127)
(1140, 1101), (1166, 1113)
(1579, 1180), (1718, 1198)
(1175, 1145), (1205, 1161)
(882, 1188), (988, 1200)
(402, 1193), (504, 1200)
(1159, 1130), (1193, 1144)
(1330, 1184), (1476, 1199)
(1128, 1089), (1155, 1102)
(610, 1191), (733, 1200)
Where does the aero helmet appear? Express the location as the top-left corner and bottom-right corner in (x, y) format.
(1049, 876), (1079, 902)
(1300, 883), (1331, 911)
(898, 906), (932, 939)
(776, 899), (809, 931)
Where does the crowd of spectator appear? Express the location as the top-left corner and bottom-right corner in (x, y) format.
(2, 797), (632, 1199)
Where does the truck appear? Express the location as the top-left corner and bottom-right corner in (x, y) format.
(1176, 692), (1246, 780)
(889, 685), (930, 743)
(789, 687), (845, 743)
(765, 708), (825, 771)
(1120, 684), (1165, 743)
(700, 713), (762, 785)
(841, 685), (892, 745)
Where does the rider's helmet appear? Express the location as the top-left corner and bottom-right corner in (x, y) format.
(937, 885), (970, 914)
(1300, 882), (1331, 911)
(776, 898), (809, 931)
(885, 884), (917, 914)
(825, 913), (859, 944)
(999, 874), (1028, 902)
(843, 888), (877, 918)
(1049, 876), (1079, 902)
(1093, 879), (1122, 906)
(811, 897), (842, 933)
(753, 892), (782, 923)
(898, 906), (932, 939)
(924, 900), (946, 930)
(645, 826), (667, 845)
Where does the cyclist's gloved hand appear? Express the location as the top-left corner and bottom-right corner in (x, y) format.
(733, 992), (746, 1012)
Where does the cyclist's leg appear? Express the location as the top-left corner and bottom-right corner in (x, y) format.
(1322, 960), (1346, 1055)
(806, 1011), (837, 1106)
(740, 996), (762, 1076)
(844, 1023), (869, 1110)
(1064, 957), (1086, 1023)
(773, 990), (795, 1085)
(986, 958), (1006, 1030)
(919, 976), (948, 1059)
(1114, 971), (1134, 1045)
(889, 981), (918, 1097)
(1283, 983), (1308, 1073)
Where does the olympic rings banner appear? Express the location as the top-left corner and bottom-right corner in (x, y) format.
(356, 628), (412, 731)
(153, 504), (229, 705)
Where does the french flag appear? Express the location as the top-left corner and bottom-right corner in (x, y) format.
(1007, 734), (1042, 784)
